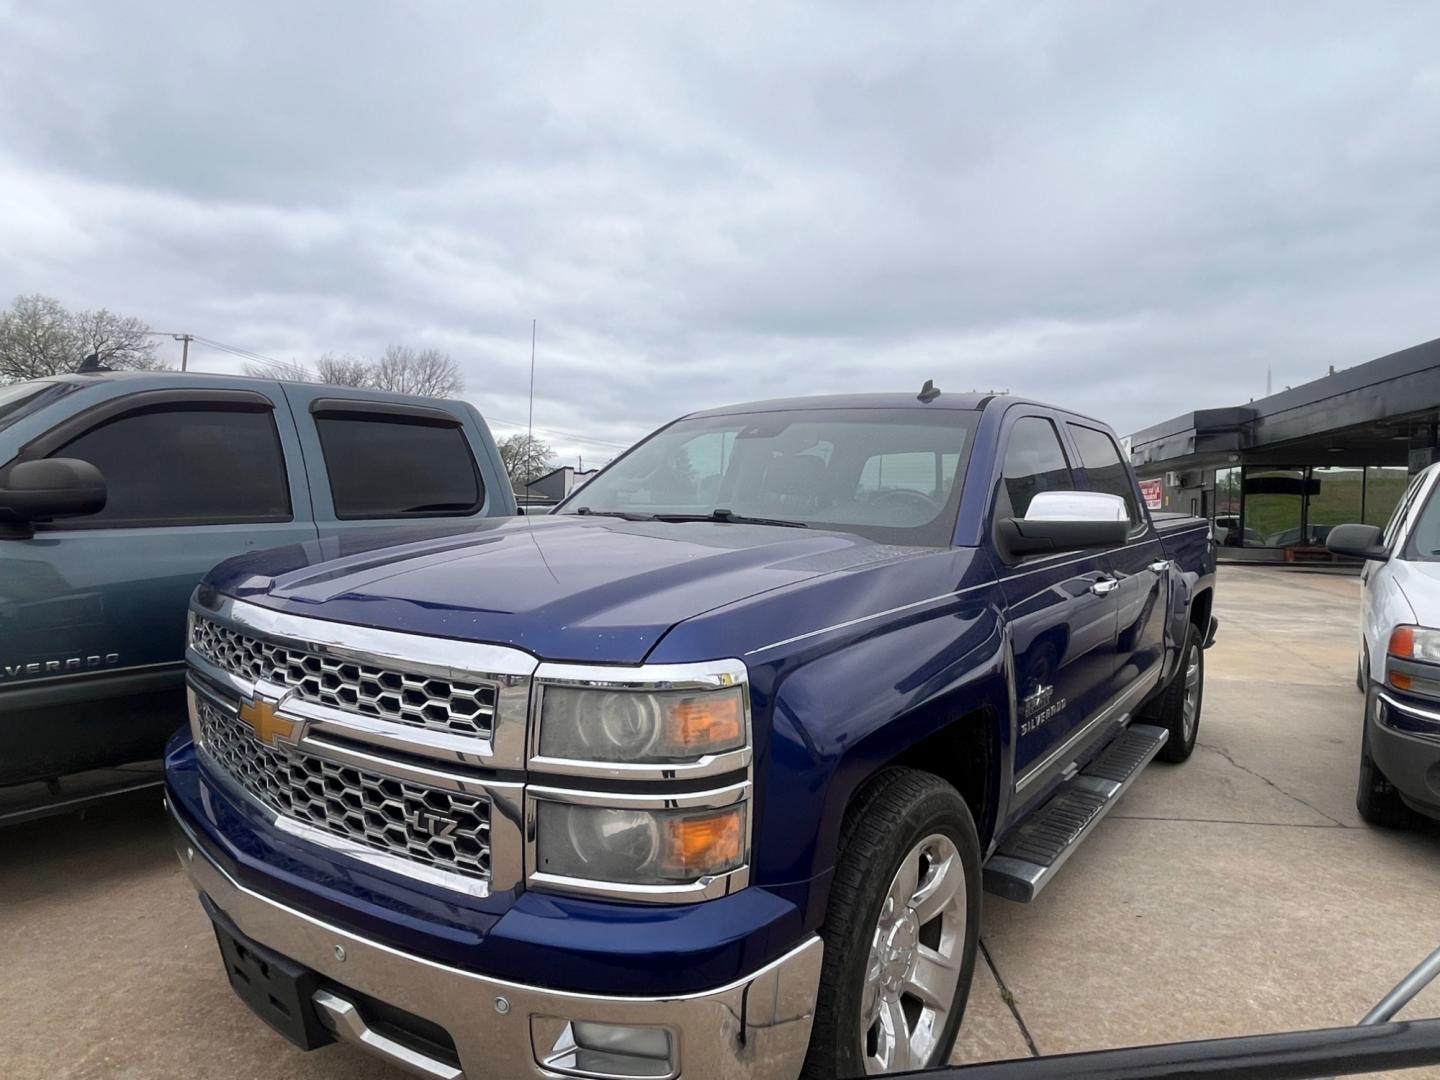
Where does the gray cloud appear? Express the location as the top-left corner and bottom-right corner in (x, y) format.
(2, 1), (1439, 463)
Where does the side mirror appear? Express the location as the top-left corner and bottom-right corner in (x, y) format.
(1325, 523), (1388, 561)
(996, 490), (1130, 561)
(0, 458), (107, 538)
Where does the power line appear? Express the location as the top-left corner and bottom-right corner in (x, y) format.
(162, 330), (636, 451)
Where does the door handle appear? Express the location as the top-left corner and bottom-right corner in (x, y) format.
(1148, 560), (1170, 573)
(1090, 578), (1120, 596)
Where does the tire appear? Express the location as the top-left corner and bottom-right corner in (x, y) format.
(1356, 684), (1426, 830)
(1153, 623), (1203, 763)
(802, 769), (981, 1078)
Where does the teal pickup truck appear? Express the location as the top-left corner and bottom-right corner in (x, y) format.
(0, 370), (513, 822)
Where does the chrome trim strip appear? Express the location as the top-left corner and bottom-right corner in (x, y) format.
(1377, 691), (1440, 744)
(1014, 665), (1163, 793)
(527, 780), (750, 810)
(172, 807), (823, 1080)
(313, 990), (463, 1080)
(529, 658), (752, 782)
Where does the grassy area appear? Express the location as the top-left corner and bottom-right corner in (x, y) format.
(1237, 468), (1407, 545)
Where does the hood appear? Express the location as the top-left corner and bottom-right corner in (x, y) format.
(1390, 560), (1440, 624)
(205, 516), (927, 664)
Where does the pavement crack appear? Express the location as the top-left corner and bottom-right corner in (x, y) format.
(1197, 741), (1350, 828)
(980, 938), (1040, 1058)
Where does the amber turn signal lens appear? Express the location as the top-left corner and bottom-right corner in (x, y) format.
(664, 808), (743, 876)
(1389, 626), (1416, 659)
(667, 694), (744, 750)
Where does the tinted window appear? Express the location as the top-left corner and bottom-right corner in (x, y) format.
(1067, 423), (1141, 524)
(51, 405), (290, 527)
(999, 417), (1074, 518)
(316, 415), (482, 519)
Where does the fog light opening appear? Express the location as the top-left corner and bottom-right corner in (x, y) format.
(543, 1019), (675, 1079)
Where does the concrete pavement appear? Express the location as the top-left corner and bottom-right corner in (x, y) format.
(2, 566), (1438, 1078)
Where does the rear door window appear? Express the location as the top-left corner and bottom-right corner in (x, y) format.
(1067, 423), (1142, 525)
(47, 405), (291, 527)
(314, 414), (483, 519)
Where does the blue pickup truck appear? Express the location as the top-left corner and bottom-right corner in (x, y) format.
(166, 390), (1216, 1079)
(0, 371), (513, 821)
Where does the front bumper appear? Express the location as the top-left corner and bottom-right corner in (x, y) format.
(1373, 691), (1440, 819)
(171, 805), (824, 1080)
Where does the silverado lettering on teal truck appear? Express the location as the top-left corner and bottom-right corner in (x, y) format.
(165, 390), (1217, 1079)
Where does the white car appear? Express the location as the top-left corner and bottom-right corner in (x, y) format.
(1328, 463), (1440, 829)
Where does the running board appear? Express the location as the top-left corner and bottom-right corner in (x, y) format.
(984, 723), (1168, 903)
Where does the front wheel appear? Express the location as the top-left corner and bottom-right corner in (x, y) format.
(802, 769), (981, 1077)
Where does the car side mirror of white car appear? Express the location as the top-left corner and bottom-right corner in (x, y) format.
(1325, 523), (1388, 561)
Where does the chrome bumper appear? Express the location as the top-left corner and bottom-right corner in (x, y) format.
(172, 810), (823, 1080)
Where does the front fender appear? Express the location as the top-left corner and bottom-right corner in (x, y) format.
(748, 585), (1007, 929)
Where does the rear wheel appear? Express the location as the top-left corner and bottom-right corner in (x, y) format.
(802, 769), (981, 1077)
(1153, 624), (1203, 763)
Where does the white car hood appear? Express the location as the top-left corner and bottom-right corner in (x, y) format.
(1390, 560), (1440, 625)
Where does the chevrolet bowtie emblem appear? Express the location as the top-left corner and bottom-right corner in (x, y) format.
(238, 696), (295, 745)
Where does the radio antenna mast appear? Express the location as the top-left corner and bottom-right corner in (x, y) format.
(525, 319), (537, 505)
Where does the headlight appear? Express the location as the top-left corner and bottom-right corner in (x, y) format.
(537, 685), (747, 764)
(1389, 625), (1440, 665)
(534, 800), (746, 885)
(1387, 626), (1440, 696)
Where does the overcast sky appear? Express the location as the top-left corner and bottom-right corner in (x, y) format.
(2, 2), (1438, 465)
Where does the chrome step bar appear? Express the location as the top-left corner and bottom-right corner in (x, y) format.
(984, 723), (1169, 903)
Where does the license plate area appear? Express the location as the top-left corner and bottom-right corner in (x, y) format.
(204, 895), (335, 1051)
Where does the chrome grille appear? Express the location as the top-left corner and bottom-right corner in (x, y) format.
(195, 696), (491, 881)
(191, 616), (494, 740)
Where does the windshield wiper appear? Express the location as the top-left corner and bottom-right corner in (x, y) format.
(651, 508), (809, 529)
(573, 507), (657, 521)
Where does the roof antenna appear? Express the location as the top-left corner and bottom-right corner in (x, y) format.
(77, 352), (111, 374)
(917, 378), (941, 403)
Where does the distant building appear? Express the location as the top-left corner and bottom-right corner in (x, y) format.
(1128, 337), (1440, 562)
(515, 466), (599, 509)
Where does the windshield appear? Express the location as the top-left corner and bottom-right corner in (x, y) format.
(0, 381), (69, 436)
(558, 407), (979, 546)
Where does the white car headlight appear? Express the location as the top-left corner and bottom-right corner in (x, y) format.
(1388, 625), (1440, 665)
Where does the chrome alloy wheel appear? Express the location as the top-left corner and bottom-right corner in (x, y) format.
(860, 833), (967, 1074)
(1182, 642), (1202, 743)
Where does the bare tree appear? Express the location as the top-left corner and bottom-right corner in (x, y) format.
(0, 294), (162, 381)
(71, 308), (162, 370)
(314, 352), (372, 388)
(236, 343), (463, 396)
(241, 358), (315, 382)
(498, 433), (555, 486)
(370, 345), (463, 397)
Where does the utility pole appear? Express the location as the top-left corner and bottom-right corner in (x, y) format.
(173, 333), (193, 372)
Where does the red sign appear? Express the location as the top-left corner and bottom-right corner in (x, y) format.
(1138, 478), (1164, 510)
